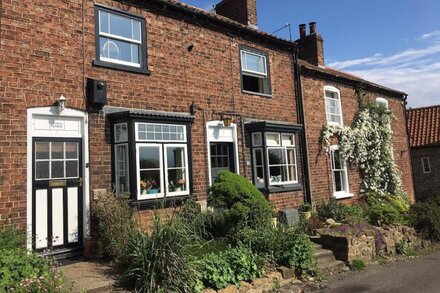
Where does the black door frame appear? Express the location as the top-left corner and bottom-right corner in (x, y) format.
(31, 137), (83, 253)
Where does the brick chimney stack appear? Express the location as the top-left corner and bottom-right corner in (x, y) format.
(296, 22), (325, 66)
(215, 0), (258, 28)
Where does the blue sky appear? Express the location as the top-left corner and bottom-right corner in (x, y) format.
(184, 0), (440, 107)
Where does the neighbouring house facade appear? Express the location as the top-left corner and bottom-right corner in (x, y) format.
(0, 0), (413, 257)
(295, 23), (415, 205)
(407, 105), (440, 201)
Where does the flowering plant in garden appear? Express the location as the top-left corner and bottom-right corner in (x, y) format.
(321, 101), (404, 199)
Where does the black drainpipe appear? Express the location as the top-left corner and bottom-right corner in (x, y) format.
(402, 94), (416, 201)
(292, 46), (313, 205)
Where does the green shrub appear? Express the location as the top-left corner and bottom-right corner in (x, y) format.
(0, 249), (67, 292)
(0, 227), (26, 250)
(120, 215), (201, 293)
(194, 246), (264, 290)
(233, 225), (315, 275)
(365, 192), (410, 226)
(408, 195), (440, 241)
(208, 171), (273, 229)
(317, 199), (366, 224)
(92, 191), (135, 263)
(350, 259), (366, 270)
(367, 202), (405, 226)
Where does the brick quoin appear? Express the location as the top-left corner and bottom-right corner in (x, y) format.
(0, 0), (414, 234)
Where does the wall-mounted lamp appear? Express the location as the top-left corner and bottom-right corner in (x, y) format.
(221, 113), (232, 127)
(58, 95), (67, 112)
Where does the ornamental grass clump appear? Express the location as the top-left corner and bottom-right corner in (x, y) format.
(120, 214), (202, 293)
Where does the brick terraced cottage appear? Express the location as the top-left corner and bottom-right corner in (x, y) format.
(0, 0), (414, 257)
(295, 23), (415, 205)
(407, 105), (440, 201)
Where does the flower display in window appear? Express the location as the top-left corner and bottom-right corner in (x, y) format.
(140, 178), (158, 195)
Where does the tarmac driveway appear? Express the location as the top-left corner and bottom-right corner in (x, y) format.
(312, 249), (440, 293)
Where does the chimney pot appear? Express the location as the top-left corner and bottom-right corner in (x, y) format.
(309, 22), (316, 34)
(299, 24), (306, 39)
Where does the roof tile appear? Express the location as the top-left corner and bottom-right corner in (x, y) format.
(407, 105), (440, 148)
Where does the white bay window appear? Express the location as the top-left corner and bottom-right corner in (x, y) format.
(247, 121), (302, 193)
(109, 110), (193, 204)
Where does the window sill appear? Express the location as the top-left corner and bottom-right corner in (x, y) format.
(326, 122), (343, 127)
(259, 183), (302, 194)
(333, 193), (354, 200)
(242, 90), (272, 98)
(93, 59), (152, 75)
(130, 195), (192, 210)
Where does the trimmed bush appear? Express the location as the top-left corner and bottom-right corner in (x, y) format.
(194, 246), (264, 290)
(233, 225), (315, 275)
(408, 195), (440, 241)
(208, 171), (273, 229)
(92, 191), (135, 262)
(0, 249), (67, 292)
(120, 215), (201, 293)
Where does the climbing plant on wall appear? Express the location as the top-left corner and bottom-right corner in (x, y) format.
(321, 99), (404, 198)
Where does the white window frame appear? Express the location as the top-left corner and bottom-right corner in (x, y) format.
(97, 9), (142, 68)
(135, 122), (187, 142)
(266, 132), (298, 186)
(114, 122), (128, 143)
(422, 157), (431, 174)
(136, 144), (164, 200)
(164, 144), (190, 197)
(114, 143), (129, 195)
(376, 97), (389, 109)
(34, 141), (80, 180)
(252, 148), (265, 188)
(324, 86), (343, 126)
(240, 50), (267, 77)
(329, 145), (352, 199)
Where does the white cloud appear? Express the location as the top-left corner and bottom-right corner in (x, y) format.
(327, 32), (440, 107)
(420, 30), (440, 40)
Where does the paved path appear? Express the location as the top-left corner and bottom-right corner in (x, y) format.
(311, 249), (440, 293)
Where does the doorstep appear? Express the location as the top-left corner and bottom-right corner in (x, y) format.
(59, 258), (125, 292)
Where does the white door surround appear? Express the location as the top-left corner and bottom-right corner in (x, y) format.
(27, 107), (90, 251)
(206, 120), (240, 185)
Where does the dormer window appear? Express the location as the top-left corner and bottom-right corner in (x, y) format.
(324, 86), (343, 126)
(240, 47), (271, 96)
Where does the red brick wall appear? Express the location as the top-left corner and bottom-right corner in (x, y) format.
(301, 73), (415, 205)
(0, 0), (302, 228)
(216, 0), (258, 27)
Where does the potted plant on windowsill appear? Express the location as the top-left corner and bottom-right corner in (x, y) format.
(140, 179), (159, 195)
(298, 203), (312, 221)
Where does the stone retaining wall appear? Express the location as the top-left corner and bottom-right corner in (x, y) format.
(201, 268), (300, 293)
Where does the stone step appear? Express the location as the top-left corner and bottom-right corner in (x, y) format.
(314, 248), (336, 264)
(317, 259), (348, 274)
